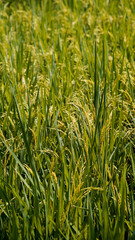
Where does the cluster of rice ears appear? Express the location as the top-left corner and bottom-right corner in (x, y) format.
(0, 0), (135, 239)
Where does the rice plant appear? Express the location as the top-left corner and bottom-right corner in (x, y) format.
(0, 0), (135, 239)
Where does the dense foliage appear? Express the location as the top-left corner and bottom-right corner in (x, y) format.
(0, 0), (135, 239)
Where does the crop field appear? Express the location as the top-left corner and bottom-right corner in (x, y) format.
(0, 0), (135, 239)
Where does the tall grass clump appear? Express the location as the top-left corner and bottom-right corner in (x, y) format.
(0, 0), (135, 239)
